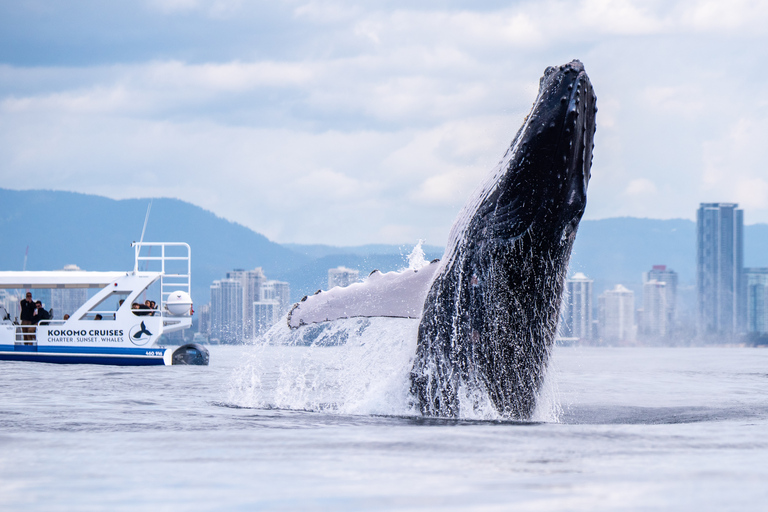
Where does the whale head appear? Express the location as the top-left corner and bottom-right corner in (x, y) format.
(412, 60), (597, 419)
(447, 60), (596, 262)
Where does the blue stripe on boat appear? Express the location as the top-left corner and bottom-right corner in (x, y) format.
(0, 344), (167, 365)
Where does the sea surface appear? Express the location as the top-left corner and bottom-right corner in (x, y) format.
(1, 345), (767, 511)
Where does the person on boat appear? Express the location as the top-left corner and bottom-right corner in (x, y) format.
(145, 300), (158, 316)
(32, 301), (50, 325)
(132, 302), (150, 316)
(20, 292), (36, 339)
(94, 314), (103, 320)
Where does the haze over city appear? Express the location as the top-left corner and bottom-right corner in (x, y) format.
(2, 1), (768, 246)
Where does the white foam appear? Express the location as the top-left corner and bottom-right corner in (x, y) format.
(228, 317), (422, 416)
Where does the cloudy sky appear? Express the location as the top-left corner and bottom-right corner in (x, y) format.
(1, 1), (767, 246)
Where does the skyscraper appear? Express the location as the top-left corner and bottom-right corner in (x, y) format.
(641, 280), (667, 337)
(696, 203), (744, 337)
(227, 268), (266, 338)
(253, 279), (292, 337)
(253, 301), (280, 337)
(642, 265), (678, 337)
(197, 303), (211, 339)
(328, 267), (359, 289)
(745, 268), (768, 334)
(210, 278), (243, 343)
(563, 272), (593, 341)
(598, 284), (635, 343)
(261, 280), (291, 315)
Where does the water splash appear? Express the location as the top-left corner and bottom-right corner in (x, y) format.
(227, 237), (562, 422)
(406, 239), (429, 271)
(228, 320), (562, 422)
(228, 317), (421, 416)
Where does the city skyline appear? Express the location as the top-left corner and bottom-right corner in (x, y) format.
(560, 202), (768, 344)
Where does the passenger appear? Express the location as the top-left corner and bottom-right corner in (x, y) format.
(132, 302), (150, 316)
(20, 292), (36, 339)
(94, 314), (103, 321)
(63, 314), (70, 320)
(145, 300), (158, 316)
(33, 301), (50, 324)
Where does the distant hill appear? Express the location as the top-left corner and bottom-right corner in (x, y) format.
(571, 217), (768, 290)
(283, 243), (444, 260)
(0, 189), (308, 303)
(3, 189), (768, 310)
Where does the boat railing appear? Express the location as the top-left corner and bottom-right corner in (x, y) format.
(81, 311), (118, 321)
(14, 325), (37, 343)
(131, 242), (191, 314)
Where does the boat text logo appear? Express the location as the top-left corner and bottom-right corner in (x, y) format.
(129, 321), (153, 346)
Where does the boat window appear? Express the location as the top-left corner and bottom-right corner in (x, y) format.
(79, 291), (132, 321)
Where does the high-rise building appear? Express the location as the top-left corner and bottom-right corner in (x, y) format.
(49, 265), (89, 319)
(598, 284), (635, 342)
(697, 203), (744, 337)
(209, 278), (243, 343)
(253, 300), (280, 337)
(197, 303), (211, 338)
(745, 268), (768, 334)
(261, 280), (291, 316)
(209, 268), (293, 342)
(227, 268), (266, 338)
(643, 265), (678, 331)
(328, 267), (359, 289)
(641, 280), (667, 337)
(563, 272), (593, 340)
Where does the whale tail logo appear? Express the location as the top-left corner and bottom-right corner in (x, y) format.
(129, 321), (153, 346)
(133, 321), (152, 339)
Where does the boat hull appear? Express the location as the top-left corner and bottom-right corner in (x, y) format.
(0, 345), (168, 365)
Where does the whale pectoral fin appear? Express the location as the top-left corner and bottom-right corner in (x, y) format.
(287, 261), (440, 328)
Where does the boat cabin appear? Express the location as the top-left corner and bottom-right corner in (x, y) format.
(0, 242), (198, 365)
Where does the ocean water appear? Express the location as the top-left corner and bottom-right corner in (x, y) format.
(1, 344), (767, 511)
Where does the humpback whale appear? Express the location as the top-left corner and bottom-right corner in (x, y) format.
(279, 60), (596, 420)
(411, 60), (596, 418)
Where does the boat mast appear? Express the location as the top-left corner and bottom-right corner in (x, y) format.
(135, 200), (153, 273)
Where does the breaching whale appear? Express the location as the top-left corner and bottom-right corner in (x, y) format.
(281, 60), (596, 419)
(410, 60), (596, 418)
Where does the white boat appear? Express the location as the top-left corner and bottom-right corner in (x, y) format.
(0, 242), (208, 366)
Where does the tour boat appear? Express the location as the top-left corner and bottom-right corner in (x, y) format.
(0, 242), (208, 365)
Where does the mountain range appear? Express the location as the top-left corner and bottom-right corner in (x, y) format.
(2, 189), (767, 310)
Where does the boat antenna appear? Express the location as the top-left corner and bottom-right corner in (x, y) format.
(22, 245), (29, 271)
(134, 200), (152, 273)
(139, 199), (153, 247)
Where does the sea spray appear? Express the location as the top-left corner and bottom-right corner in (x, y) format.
(228, 317), (421, 416)
(406, 239), (430, 271)
(228, 237), (564, 421)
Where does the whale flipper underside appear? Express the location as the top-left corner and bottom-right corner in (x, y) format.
(411, 60), (597, 419)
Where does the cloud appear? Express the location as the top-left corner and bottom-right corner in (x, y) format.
(642, 86), (705, 117)
(625, 179), (658, 196)
(2, 0), (768, 247)
(146, 0), (245, 18)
